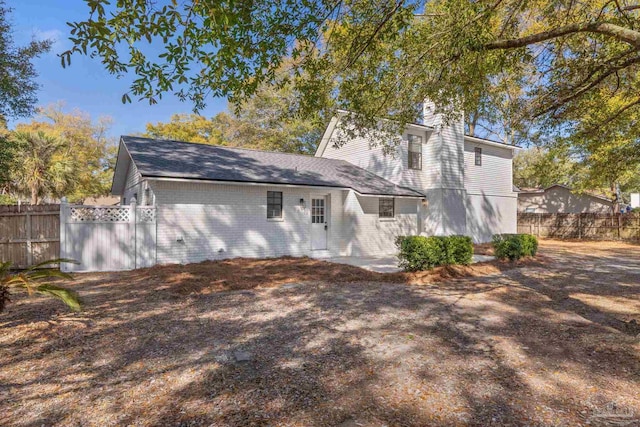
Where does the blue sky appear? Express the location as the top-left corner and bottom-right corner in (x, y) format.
(8, 0), (228, 138)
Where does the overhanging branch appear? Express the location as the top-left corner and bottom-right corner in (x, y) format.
(482, 22), (640, 50)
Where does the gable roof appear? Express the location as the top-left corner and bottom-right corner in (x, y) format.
(115, 136), (424, 198)
(518, 184), (614, 203)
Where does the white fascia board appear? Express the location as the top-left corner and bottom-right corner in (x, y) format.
(146, 176), (424, 198)
(464, 135), (521, 150)
(314, 116), (340, 157)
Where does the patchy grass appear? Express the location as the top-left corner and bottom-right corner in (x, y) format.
(1, 240), (639, 426)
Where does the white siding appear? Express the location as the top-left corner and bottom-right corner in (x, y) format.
(122, 160), (143, 204)
(464, 140), (514, 196)
(321, 128), (439, 190)
(462, 140), (517, 242)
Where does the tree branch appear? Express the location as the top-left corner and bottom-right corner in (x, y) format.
(483, 22), (640, 50)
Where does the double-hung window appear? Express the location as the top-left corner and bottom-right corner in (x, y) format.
(475, 147), (482, 166)
(267, 191), (283, 219)
(408, 135), (422, 170)
(379, 198), (395, 219)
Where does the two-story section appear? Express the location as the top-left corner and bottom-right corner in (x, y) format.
(316, 102), (518, 242)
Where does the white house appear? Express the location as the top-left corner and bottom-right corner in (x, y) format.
(109, 103), (518, 266)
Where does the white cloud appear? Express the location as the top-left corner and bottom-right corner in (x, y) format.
(33, 28), (71, 54)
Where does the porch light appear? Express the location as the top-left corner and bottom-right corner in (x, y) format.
(421, 198), (428, 207)
(299, 198), (306, 208)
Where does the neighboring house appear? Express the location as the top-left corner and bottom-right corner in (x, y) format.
(518, 184), (614, 214)
(110, 102), (518, 264)
(82, 195), (121, 206)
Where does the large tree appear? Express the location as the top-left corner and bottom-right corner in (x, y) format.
(63, 0), (640, 149)
(146, 77), (323, 154)
(9, 131), (74, 205)
(9, 105), (115, 204)
(0, 1), (51, 119)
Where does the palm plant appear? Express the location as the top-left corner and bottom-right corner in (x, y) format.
(10, 131), (74, 205)
(0, 259), (81, 313)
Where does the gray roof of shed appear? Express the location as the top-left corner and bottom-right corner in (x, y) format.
(120, 136), (424, 197)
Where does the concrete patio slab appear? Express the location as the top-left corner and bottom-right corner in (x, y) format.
(323, 256), (402, 273)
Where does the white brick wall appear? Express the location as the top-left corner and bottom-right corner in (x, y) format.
(148, 180), (418, 264)
(466, 194), (518, 242)
(342, 191), (419, 257)
(150, 180), (355, 264)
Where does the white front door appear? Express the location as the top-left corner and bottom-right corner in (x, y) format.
(311, 197), (328, 250)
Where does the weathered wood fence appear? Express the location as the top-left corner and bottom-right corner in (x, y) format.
(517, 212), (640, 241)
(0, 205), (60, 268)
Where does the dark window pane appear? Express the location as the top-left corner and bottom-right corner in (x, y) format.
(267, 191), (283, 219)
(408, 139), (422, 170)
(475, 147), (482, 166)
(379, 198), (395, 218)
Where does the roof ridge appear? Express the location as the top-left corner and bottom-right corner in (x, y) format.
(120, 135), (346, 163)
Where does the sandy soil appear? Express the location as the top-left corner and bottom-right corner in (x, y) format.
(1, 240), (639, 426)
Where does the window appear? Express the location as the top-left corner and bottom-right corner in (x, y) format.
(474, 147), (482, 166)
(267, 191), (283, 219)
(144, 188), (151, 206)
(408, 135), (422, 170)
(311, 198), (325, 224)
(379, 198), (395, 218)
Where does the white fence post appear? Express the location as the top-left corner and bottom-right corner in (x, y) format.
(60, 198), (68, 272)
(130, 198), (137, 270)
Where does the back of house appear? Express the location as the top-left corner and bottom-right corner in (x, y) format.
(65, 101), (517, 271)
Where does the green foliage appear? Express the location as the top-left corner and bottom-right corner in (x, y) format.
(64, 0), (640, 152)
(0, 193), (15, 204)
(6, 105), (116, 204)
(145, 63), (323, 154)
(0, 258), (81, 313)
(10, 131), (73, 205)
(492, 234), (538, 261)
(396, 235), (474, 272)
(446, 235), (474, 266)
(513, 146), (580, 189)
(0, 1), (51, 118)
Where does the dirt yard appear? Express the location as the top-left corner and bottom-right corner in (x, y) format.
(1, 240), (639, 426)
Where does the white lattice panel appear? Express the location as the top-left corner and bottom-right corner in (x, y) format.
(69, 206), (131, 223)
(137, 207), (156, 223)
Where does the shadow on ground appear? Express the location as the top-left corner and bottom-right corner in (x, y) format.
(1, 240), (639, 426)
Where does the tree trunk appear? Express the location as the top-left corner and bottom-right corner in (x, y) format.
(30, 184), (38, 205)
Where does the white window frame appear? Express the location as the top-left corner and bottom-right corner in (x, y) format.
(379, 197), (395, 219)
(267, 191), (284, 221)
(408, 135), (422, 170)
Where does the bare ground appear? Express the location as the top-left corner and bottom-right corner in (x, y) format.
(1, 240), (639, 426)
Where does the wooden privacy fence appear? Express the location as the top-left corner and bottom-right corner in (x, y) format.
(0, 204), (60, 268)
(518, 212), (640, 240)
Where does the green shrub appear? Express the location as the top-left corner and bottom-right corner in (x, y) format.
(447, 235), (474, 265)
(492, 234), (538, 261)
(395, 235), (474, 271)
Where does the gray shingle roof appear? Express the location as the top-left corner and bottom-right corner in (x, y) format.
(121, 136), (424, 197)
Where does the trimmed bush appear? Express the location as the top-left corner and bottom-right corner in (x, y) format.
(395, 235), (474, 271)
(447, 235), (474, 265)
(492, 234), (538, 261)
